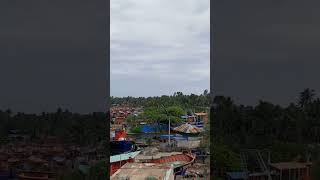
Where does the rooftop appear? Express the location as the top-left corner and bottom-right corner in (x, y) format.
(194, 112), (207, 116)
(110, 151), (141, 163)
(111, 163), (174, 180)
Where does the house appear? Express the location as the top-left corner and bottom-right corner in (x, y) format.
(114, 116), (125, 124)
(195, 112), (209, 124)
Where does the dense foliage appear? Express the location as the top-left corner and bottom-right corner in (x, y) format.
(213, 88), (320, 179)
(110, 90), (210, 112)
(0, 109), (107, 146)
(213, 89), (320, 152)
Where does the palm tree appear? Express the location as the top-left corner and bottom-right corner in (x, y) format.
(298, 88), (316, 109)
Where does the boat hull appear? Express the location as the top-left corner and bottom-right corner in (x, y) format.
(110, 141), (134, 155)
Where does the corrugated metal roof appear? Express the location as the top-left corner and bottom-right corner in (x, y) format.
(110, 151), (141, 163)
(173, 123), (203, 134)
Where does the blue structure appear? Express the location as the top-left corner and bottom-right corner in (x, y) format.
(140, 124), (168, 133)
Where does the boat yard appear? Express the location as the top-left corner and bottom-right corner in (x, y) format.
(110, 105), (210, 179)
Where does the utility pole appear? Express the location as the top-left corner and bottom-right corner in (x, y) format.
(159, 104), (171, 147)
(168, 115), (171, 146)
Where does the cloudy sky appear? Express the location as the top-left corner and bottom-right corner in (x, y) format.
(0, 0), (107, 113)
(110, 0), (210, 97)
(3, 0), (320, 112)
(214, 0), (320, 106)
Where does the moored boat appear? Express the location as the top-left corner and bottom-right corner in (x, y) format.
(135, 150), (196, 176)
(150, 151), (195, 168)
(110, 140), (137, 155)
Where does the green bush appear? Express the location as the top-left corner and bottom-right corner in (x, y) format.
(131, 126), (142, 133)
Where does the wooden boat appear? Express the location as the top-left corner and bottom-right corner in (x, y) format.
(150, 151), (195, 168)
(135, 150), (196, 176)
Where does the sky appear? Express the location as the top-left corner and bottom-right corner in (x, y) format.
(213, 0), (320, 106)
(0, 0), (107, 113)
(110, 0), (210, 97)
(2, 0), (320, 112)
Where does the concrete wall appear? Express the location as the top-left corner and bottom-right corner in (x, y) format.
(177, 140), (201, 149)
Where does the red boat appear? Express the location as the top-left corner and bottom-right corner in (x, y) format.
(150, 151), (196, 167)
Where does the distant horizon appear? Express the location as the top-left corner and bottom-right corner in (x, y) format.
(111, 89), (210, 98)
(0, 94), (312, 114)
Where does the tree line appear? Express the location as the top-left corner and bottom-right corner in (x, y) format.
(214, 88), (320, 149)
(0, 109), (107, 146)
(213, 88), (320, 177)
(110, 90), (210, 112)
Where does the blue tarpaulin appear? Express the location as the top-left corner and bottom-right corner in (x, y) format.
(140, 124), (168, 133)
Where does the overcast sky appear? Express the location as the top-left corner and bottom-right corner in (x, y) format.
(0, 0), (107, 113)
(2, 0), (320, 112)
(110, 0), (210, 97)
(214, 0), (320, 106)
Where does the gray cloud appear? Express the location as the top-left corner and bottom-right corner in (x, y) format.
(0, 0), (107, 113)
(214, 0), (320, 106)
(111, 0), (210, 97)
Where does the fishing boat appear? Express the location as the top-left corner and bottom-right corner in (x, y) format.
(154, 151), (196, 176)
(110, 129), (137, 155)
(110, 128), (142, 175)
(136, 150), (196, 176)
(150, 151), (195, 167)
(110, 140), (137, 155)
